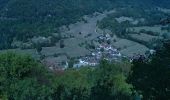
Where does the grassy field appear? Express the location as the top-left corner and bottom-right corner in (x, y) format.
(112, 39), (149, 57)
(0, 49), (40, 59)
(120, 43), (149, 57)
(128, 33), (160, 43)
(112, 39), (138, 49)
(129, 25), (168, 35)
(41, 38), (90, 58)
(115, 16), (140, 25)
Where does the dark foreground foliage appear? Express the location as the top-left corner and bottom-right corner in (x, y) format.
(128, 40), (170, 99)
(0, 52), (132, 100)
(1, 41), (170, 99)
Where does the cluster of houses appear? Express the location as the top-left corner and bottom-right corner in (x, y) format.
(73, 43), (122, 68)
(97, 33), (111, 41)
(73, 33), (156, 68)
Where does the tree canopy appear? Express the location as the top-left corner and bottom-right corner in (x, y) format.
(128, 40), (170, 99)
(0, 52), (132, 100)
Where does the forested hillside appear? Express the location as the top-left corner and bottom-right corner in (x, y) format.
(0, 0), (115, 49)
(0, 0), (169, 49)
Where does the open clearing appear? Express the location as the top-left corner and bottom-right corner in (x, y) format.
(115, 16), (143, 25)
(129, 25), (168, 35)
(128, 33), (160, 43)
(112, 39), (149, 57)
(112, 39), (137, 49)
(41, 46), (90, 58)
(120, 44), (149, 57)
(0, 49), (39, 59)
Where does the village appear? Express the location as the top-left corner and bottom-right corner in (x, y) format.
(73, 34), (122, 68)
(41, 32), (156, 71)
(41, 33), (124, 70)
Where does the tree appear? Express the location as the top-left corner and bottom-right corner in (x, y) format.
(90, 60), (132, 100)
(0, 52), (53, 100)
(68, 58), (75, 68)
(60, 40), (65, 48)
(128, 40), (170, 99)
(35, 43), (42, 54)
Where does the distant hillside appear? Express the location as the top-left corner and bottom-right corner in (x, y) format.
(0, 0), (116, 25)
(0, 0), (115, 49)
(0, 0), (169, 49)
